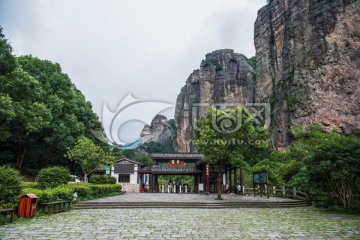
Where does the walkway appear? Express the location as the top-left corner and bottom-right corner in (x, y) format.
(1, 207), (359, 239)
(1, 194), (359, 239)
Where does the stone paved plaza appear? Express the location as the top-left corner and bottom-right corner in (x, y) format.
(83, 193), (298, 203)
(1, 207), (359, 239)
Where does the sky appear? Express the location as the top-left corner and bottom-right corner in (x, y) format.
(0, 0), (267, 144)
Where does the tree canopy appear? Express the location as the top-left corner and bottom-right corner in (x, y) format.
(0, 27), (105, 174)
(65, 136), (113, 183)
(290, 125), (360, 208)
(195, 106), (269, 199)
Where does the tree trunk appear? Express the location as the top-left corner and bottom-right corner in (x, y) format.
(217, 161), (223, 200)
(15, 145), (27, 170)
(83, 171), (88, 184)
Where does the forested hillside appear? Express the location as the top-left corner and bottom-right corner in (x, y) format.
(0, 27), (105, 176)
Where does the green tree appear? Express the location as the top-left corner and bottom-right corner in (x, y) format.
(36, 166), (71, 188)
(65, 136), (113, 183)
(293, 126), (360, 208)
(0, 29), (104, 173)
(122, 149), (136, 159)
(133, 153), (154, 166)
(195, 106), (269, 199)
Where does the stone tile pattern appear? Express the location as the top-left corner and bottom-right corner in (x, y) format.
(1, 207), (359, 239)
(120, 184), (140, 193)
(82, 193), (299, 203)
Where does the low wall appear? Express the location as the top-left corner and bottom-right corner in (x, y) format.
(120, 183), (140, 193)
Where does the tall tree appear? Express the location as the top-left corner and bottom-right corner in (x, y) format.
(65, 136), (113, 183)
(0, 28), (104, 173)
(293, 125), (360, 209)
(195, 106), (269, 199)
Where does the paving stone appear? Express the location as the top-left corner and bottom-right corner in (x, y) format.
(0, 196), (359, 239)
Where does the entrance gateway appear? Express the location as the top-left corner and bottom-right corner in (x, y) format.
(112, 153), (244, 193)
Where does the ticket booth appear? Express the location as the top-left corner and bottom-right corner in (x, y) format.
(18, 193), (38, 218)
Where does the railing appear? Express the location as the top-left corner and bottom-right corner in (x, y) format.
(241, 185), (312, 205)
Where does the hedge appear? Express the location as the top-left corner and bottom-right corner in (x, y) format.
(0, 166), (23, 208)
(36, 166), (71, 188)
(89, 174), (116, 184)
(21, 183), (122, 205)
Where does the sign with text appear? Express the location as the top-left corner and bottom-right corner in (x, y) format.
(253, 171), (268, 184)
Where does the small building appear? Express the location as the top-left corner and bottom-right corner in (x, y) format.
(111, 158), (144, 192)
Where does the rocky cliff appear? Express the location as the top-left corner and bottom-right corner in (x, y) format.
(175, 49), (256, 152)
(140, 115), (177, 149)
(255, 0), (360, 148)
(175, 0), (360, 152)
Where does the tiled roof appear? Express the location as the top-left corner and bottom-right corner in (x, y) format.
(115, 157), (144, 166)
(150, 153), (203, 159)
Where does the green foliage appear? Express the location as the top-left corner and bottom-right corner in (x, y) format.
(195, 106), (269, 198)
(202, 55), (223, 72)
(247, 56), (257, 70)
(0, 166), (23, 208)
(0, 27), (104, 174)
(286, 125), (360, 208)
(142, 141), (174, 154)
(35, 166), (71, 188)
(65, 136), (113, 183)
(89, 174), (116, 184)
(133, 153), (154, 166)
(22, 183), (122, 205)
(122, 149), (136, 159)
(0, 26), (16, 75)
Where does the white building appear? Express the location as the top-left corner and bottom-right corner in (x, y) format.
(111, 158), (144, 192)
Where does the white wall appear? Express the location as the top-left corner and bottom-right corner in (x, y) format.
(111, 164), (139, 184)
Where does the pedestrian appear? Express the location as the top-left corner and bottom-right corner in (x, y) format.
(237, 184), (241, 194)
(168, 180), (173, 193)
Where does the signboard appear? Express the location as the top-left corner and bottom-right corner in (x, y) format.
(253, 171), (267, 184)
(105, 165), (111, 175)
(198, 183), (204, 192)
(259, 172), (267, 184)
(253, 173), (260, 184)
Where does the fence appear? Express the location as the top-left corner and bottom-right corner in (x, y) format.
(241, 185), (312, 205)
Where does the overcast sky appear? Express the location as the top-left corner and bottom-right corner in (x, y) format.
(0, 0), (266, 144)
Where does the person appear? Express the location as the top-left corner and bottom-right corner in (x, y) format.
(175, 179), (180, 193)
(168, 180), (173, 193)
(237, 184), (241, 194)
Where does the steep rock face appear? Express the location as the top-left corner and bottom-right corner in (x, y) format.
(140, 115), (176, 147)
(175, 49), (256, 152)
(255, 0), (360, 148)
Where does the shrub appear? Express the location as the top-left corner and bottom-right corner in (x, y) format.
(22, 181), (38, 189)
(89, 174), (116, 184)
(0, 166), (23, 208)
(22, 183), (122, 205)
(90, 184), (122, 197)
(36, 166), (71, 188)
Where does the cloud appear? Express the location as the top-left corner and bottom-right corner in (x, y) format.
(0, 0), (267, 144)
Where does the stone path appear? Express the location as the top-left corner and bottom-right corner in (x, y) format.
(83, 193), (297, 203)
(1, 207), (359, 239)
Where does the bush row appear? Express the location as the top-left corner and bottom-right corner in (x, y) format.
(0, 166), (23, 208)
(89, 174), (116, 184)
(22, 183), (122, 205)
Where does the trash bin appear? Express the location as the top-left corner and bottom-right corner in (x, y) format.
(18, 193), (38, 218)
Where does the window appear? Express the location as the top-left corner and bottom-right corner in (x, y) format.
(118, 174), (130, 183)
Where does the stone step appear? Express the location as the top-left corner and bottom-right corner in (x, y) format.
(74, 201), (309, 209)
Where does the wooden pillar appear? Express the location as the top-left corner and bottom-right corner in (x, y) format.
(225, 166), (228, 186)
(229, 168), (233, 190)
(234, 167), (237, 186)
(240, 168), (244, 194)
(151, 174), (155, 193)
(197, 174), (201, 193)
